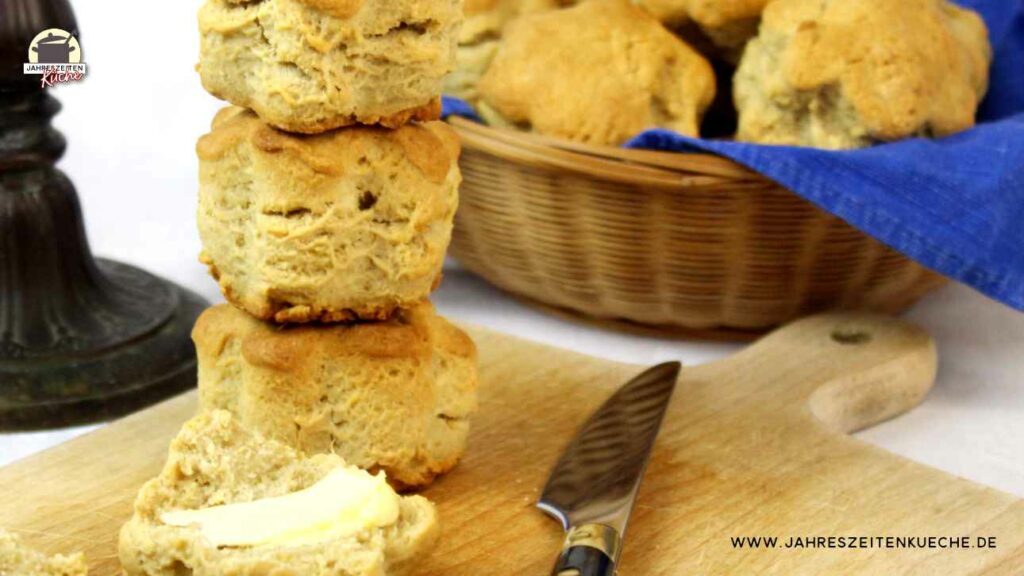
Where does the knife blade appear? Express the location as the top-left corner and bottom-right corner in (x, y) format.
(537, 362), (681, 576)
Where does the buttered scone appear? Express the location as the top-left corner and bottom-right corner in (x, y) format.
(477, 0), (715, 145)
(734, 0), (991, 149)
(197, 107), (461, 324)
(0, 530), (86, 576)
(119, 411), (438, 576)
(635, 0), (770, 57)
(198, 0), (461, 133)
(194, 301), (478, 489)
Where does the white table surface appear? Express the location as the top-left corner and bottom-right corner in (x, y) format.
(1, 3), (1021, 499)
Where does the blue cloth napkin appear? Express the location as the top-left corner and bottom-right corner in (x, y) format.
(443, 0), (1024, 311)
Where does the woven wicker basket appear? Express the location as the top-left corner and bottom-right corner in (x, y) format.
(446, 117), (947, 336)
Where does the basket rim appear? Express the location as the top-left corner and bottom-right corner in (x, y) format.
(446, 116), (766, 186)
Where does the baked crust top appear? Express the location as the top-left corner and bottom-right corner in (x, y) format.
(477, 0), (715, 144)
(751, 0), (991, 140)
(193, 302), (476, 372)
(197, 107), (460, 185)
(638, 0), (770, 27)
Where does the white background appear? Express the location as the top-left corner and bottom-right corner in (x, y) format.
(1, 2), (1021, 499)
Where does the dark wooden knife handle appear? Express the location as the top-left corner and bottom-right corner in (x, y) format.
(552, 545), (614, 576)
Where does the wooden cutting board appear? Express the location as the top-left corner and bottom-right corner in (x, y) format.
(1, 313), (1022, 574)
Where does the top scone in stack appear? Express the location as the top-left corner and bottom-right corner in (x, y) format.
(192, 0), (476, 491)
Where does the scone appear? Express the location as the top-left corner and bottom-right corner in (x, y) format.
(635, 0), (770, 57)
(461, 0), (564, 43)
(197, 107), (461, 324)
(0, 530), (86, 576)
(193, 301), (478, 489)
(445, 0), (565, 104)
(198, 0), (462, 133)
(445, 40), (502, 105)
(476, 0), (716, 145)
(734, 0), (991, 149)
(119, 411), (438, 576)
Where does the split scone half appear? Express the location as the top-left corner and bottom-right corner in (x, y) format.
(734, 0), (991, 149)
(119, 411), (438, 576)
(197, 0), (462, 133)
(477, 0), (716, 145)
(193, 301), (478, 489)
(0, 530), (86, 576)
(197, 107), (461, 324)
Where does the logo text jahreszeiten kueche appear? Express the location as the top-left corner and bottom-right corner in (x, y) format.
(23, 28), (87, 88)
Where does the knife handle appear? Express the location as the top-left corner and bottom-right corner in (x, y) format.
(552, 524), (621, 576)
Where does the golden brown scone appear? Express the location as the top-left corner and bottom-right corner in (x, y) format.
(734, 0), (991, 149)
(197, 107), (461, 324)
(445, 39), (502, 104)
(445, 0), (568, 104)
(119, 411), (439, 576)
(461, 0), (564, 43)
(476, 0), (716, 145)
(460, 0), (584, 43)
(635, 0), (770, 57)
(0, 530), (86, 576)
(198, 0), (461, 133)
(194, 301), (479, 489)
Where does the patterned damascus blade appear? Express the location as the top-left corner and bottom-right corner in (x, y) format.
(538, 362), (681, 537)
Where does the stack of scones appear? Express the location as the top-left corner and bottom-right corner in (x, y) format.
(119, 1), (475, 574)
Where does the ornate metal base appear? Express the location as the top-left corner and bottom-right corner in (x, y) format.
(0, 0), (207, 430)
(0, 260), (206, 430)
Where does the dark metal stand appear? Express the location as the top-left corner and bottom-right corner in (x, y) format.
(0, 0), (206, 430)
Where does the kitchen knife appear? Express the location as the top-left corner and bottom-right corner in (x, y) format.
(538, 362), (681, 576)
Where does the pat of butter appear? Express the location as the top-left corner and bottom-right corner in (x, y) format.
(160, 467), (400, 547)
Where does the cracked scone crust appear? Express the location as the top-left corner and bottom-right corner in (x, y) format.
(0, 531), (86, 576)
(119, 411), (439, 576)
(197, 107), (461, 324)
(477, 0), (715, 145)
(194, 301), (479, 489)
(198, 0), (461, 133)
(734, 0), (991, 149)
